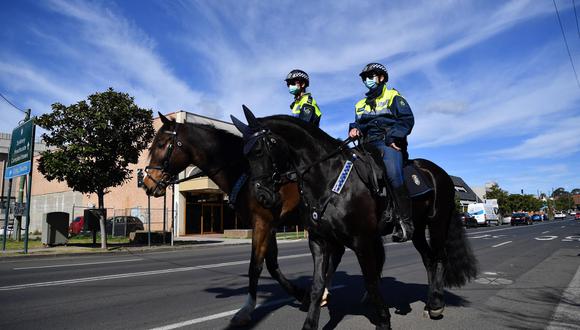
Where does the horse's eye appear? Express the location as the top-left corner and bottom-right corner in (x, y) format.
(157, 142), (165, 148)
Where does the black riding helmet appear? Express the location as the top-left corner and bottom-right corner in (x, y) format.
(359, 63), (388, 82)
(285, 69), (309, 87)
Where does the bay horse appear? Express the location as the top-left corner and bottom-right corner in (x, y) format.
(143, 113), (340, 326)
(231, 107), (478, 330)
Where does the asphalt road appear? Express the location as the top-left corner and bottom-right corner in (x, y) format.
(1, 217), (579, 330)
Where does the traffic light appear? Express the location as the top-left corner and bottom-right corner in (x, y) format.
(137, 169), (144, 188)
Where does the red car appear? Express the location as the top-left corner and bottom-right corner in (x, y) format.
(69, 216), (85, 235)
(576, 212), (580, 221)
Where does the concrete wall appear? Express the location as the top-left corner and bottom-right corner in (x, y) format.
(30, 191), (84, 233)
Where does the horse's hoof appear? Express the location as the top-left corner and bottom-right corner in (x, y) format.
(230, 312), (252, 327)
(423, 309), (430, 318)
(429, 307), (444, 318)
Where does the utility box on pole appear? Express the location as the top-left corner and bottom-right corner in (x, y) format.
(42, 212), (69, 246)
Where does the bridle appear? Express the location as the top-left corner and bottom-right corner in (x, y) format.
(145, 124), (245, 201)
(243, 129), (292, 209)
(145, 127), (182, 192)
(243, 128), (353, 209)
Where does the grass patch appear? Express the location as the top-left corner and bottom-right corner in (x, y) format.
(1, 234), (130, 251)
(276, 231), (307, 240)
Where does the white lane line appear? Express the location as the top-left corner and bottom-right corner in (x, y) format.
(547, 265), (580, 329)
(0, 252), (319, 291)
(542, 231), (550, 234)
(13, 258), (144, 270)
(492, 241), (512, 248)
(561, 226), (566, 228)
(149, 284), (347, 330)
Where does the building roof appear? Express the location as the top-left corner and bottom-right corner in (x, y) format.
(450, 175), (483, 203)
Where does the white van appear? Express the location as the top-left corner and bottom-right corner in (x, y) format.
(468, 203), (499, 226)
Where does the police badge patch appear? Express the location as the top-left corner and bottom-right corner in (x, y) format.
(412, 174), (420, 186)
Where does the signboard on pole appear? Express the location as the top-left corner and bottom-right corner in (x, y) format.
(5, 119), (35, 179)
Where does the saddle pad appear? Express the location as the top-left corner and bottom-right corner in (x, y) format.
(403, 164), (433, 197)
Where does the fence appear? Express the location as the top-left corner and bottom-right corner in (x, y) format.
(70, 205), (173, 236)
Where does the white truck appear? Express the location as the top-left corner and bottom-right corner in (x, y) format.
(468, 202), (500, 226)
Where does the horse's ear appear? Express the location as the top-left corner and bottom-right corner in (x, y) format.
(159, 112), (171, 125)
(230, 115), (253, 137)
(242, 105), (259, 128)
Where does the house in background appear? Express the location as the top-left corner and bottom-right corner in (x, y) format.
(451, 175), (483, 212)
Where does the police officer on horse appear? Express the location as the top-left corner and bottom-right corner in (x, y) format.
(285, 69), (322, 126)
(348, 63), (415, 242)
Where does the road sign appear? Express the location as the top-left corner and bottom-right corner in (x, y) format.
(5, 119), (35, 179)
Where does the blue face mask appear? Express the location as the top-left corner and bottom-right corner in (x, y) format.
(288, 84), (300, 95)
(365, 78), (378, 89)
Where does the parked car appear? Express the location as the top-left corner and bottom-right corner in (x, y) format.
(467, 203), (500, 226)
(460, 212), (478, 227)
(69, 216), (85, 235)
(531, 214), (543, 222)
(554, 212), (566, 219)
(575, 211), (580, 221)
(511, 212), (532, 226)
(105, 216), (144, 236)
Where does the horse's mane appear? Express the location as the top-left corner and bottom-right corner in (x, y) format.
(259, 115), (342, 152)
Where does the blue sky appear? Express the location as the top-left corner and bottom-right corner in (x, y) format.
(1, 0), (579, 195)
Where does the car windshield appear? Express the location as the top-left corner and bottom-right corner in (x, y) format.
(512, 213), (527, 217)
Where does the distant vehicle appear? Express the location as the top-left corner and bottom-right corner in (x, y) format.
(569, 210), (576, 216)
(554, 212), (566, 219)
(460, 212), (478, 228)
(531, 214), (542, 222)
(468, 203), (499, 226)
(105, 216), (144, 236)
(501, 216), (512, 225)
(69, 216), (85, 235)
(511, 212), (532, 226)
(575, 212), (580, 221)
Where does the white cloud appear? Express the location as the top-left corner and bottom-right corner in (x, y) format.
(489, 117), (580, 159)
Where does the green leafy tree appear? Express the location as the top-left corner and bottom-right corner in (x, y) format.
(551, 187), (569, 198)
(484, 184), (509, 216)
(555, 195), (574, 211)
(36, 88), (155, 248)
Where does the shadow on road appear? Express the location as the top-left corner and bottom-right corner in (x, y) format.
(206, 271), (471, 329)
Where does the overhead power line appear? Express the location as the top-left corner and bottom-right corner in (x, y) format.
(0, 91), (26, 114)
(553, 0), (580, 90)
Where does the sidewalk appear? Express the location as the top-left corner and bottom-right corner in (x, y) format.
(0, 234), (253, 259)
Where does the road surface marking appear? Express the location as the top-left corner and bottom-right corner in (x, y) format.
(547, 265), (580, 329)
(492, 241), (512, 248)
(535, 236), (558, 241)
(561, 226), (566, 228)
(149, 284), (346, 329)
(13, 258), (144, 270)
(542, 231), (550, 234)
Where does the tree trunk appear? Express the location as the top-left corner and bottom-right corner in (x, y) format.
(98, 191), (107, 249)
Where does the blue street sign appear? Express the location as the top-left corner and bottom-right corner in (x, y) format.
(5, 160), (31, 179)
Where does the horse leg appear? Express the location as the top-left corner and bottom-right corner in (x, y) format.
(230, 217), (272, 326)
(355, 237), (391, 330)
(411, 222), (437, 317)
(425, 223), (448, 318)
(321, 244), (345, 307)
(302, 236), (328, 330)
(265, 231), (308, 303)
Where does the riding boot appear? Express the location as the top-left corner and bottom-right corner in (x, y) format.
(391, 185), (414, 242)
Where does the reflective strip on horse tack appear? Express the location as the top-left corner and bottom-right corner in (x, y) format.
(332, 161), (353, 194)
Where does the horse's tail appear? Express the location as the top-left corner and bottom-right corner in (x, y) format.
(443, 208), (479, 287)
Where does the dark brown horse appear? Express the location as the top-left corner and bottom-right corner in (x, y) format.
(143, 113), (339, 325)
(232, 107), (479, 330)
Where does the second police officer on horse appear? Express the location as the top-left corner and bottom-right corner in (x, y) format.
(348, 63), (415, 242)
(285, 69), (322, 126)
